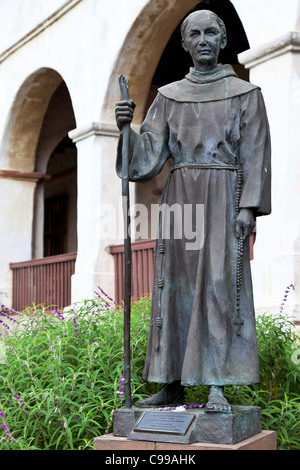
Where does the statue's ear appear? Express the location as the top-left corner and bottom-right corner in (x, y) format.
(221, 35), (227, 50)
(181, 39), (188, 52)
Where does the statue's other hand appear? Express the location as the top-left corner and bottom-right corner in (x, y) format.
(235, 208), (255, 240)
(115, 100), (136, 130)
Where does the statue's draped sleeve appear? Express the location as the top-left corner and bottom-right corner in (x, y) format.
(116, 92), (170, 182)
(238, 89), (271, 217)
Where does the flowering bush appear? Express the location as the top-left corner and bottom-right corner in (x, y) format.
(228, 308), (300, 450)
(185, 285), (300, 450)
(0, 290), (154, 449)
(0, 285), (300, 449)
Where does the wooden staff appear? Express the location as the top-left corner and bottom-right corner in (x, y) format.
(118, 74), (132, 408)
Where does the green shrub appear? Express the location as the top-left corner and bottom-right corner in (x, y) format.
(229, 311), (300, 450)
(186, 310), (300, 450)
(0, 291), (156, 449)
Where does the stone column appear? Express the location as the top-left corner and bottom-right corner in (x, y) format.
(0, 175), (37, 306)
(239, 32), (300, 322)
(69, 122), (135, 304)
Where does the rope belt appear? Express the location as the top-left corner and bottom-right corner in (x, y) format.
(170, 163), (239, 172)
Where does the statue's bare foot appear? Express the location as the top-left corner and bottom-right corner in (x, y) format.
(205, 386), (232, 414)
(135, 381), (185, 408)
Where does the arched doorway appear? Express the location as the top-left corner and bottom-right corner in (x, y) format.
(42, 136), (77, 258)
(102, 0), (249, 124)
(105, 0), (252, 302)
(33, 80), (77, 260)
(102, 1), (249, 219)
(135, 0), (250, 236)
(6, 68), (77, 311)
(149, 0), (249, 95)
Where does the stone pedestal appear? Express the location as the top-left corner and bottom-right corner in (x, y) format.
(94, 430), (277, 451)
(113, 405), (262, 446)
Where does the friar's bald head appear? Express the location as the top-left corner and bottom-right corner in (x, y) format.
(181, 10), (227, 46)
(180, 10), (227, 72)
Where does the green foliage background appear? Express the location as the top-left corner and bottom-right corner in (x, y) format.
(0, 291), (300, 450)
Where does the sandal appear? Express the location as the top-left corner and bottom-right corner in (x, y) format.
(135, 382), (185, 408)
(205, 386), (232, 414)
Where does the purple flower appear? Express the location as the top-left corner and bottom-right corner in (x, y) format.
(95, 286), (117, 309)
(184, 403), (206, 409)
(0, 319), (12, 333)
(72, 316), (78, 337)
(53, 309), (65, 322)
(279, 283), (295, 315)
(0, 305), (20, 326)
(0, 410), (14, 441)
(117, 373), (125, 397)
(159, 403), (206, 411)
(13, 393), (25, 406)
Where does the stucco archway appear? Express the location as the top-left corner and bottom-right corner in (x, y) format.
(1, 68), (64, 172)
(101, 0), (249, 125)
(1, 67), (77, 260)
(101, 0), (201, 124)
(102, 0), (250, 240)
(0, 67), (78, 310)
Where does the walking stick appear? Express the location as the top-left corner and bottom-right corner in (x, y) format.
(118, 75), (132, 409)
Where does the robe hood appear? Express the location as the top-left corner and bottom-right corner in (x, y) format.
(158, 64), (259, 103)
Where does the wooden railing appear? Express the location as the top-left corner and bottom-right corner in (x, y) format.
(10, 252), (77, 312)
(109, 239), (155, 305)
(110, 231), (256, 304)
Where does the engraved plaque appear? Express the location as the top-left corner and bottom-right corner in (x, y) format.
(134, 411), (195, 436)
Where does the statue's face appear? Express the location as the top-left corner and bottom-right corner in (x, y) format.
(182, 12), (226, 71)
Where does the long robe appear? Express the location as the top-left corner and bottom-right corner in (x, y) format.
(117, 64), (271, 386)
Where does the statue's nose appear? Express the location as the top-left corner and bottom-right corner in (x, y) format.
(198, 33), (207, 45)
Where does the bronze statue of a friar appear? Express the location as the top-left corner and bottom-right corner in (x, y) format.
(115, 10), (271, 413)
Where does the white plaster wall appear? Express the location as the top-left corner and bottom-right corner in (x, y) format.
(0, 179), (35, 304)
(0, 0), (150, 305)
(0, 0), (68, 52)
(1, 0), (300, 313)
(249, 53), (297, 315)
(232, 0), (300, 47)
(0, 0), (199, 305)
(233, 0), (300, 320)
(70, 130), (121, 303)
(0, 0), (149, 140)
